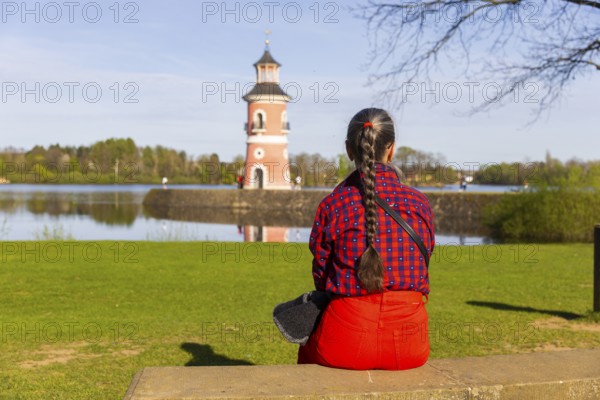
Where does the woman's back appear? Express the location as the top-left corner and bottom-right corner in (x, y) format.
(310, 162), (435, 297)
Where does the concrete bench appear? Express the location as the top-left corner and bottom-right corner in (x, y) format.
(124, 348), (600, 400)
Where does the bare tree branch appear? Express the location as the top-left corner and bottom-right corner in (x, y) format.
(562, 0), (600, 10)
(354, 0), (600, 117)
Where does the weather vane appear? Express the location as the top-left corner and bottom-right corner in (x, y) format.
(265, 29), (272, 48)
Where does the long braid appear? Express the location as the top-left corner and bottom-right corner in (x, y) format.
(360, 127), (378, 247)
(356, 125), (384, 292)
(346, 108), (395, 292)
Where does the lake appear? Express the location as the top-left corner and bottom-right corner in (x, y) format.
(0, 184), (511, 244)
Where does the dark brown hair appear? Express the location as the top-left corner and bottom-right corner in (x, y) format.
(346, 108), (395, 293)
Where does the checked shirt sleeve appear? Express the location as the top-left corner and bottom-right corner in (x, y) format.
(309, 200), (331, 291)
(415, 195), (435, 295)
(420, 195), (436, 256)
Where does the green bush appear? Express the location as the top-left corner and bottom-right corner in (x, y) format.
(483, 188), (600, 242)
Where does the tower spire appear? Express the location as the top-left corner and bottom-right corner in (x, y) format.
(264, 29), (272, 50)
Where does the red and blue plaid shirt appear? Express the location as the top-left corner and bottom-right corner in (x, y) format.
(309, 162), (435, 296)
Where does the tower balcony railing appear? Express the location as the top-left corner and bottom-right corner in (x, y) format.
(244, 123), (267, 134)
(244, 122), (290, 134)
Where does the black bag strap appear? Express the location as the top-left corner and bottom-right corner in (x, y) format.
(375, 195), (430, 268)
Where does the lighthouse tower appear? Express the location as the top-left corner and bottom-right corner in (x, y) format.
(242, 39), (292, 190)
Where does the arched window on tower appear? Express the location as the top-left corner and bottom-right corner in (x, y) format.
(258, 113), (264, 129)
(253, 111), (266, 131)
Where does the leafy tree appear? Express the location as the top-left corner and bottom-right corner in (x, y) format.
(337, 153), (353, 181)
(25, 145), (47, 164)
(142, 146), (157, 176)
(290, 153), (340, 187)
(393, 146), (451, 185)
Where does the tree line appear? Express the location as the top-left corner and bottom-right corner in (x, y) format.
(0, 138), (598, 188)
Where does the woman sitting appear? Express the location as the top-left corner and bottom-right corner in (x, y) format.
(298, 108), (435, 370)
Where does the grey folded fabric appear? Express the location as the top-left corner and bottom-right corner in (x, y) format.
(272, 291), (332, 345)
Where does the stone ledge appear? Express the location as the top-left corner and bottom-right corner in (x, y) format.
(124, 348), (600, 400)
(142, 189), (501, 234)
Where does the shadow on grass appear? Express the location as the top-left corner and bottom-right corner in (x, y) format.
(466, 301), (582, 320)
(180, 343), (254, 366)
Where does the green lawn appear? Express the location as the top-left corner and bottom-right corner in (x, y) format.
(0, 241), (598, 399)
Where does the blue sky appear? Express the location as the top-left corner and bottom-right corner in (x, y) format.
(1, 0), (598, 166)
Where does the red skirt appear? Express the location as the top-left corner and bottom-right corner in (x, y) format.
(297, 290), (429, 370)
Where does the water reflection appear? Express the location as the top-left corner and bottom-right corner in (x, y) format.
(1, 191), (141, 226)
(242, 226), (303, 242)
(0, 185), (492, 243)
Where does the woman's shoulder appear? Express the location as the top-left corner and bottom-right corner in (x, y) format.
(318, 171), (362, 207)
(398, 185), (431, 204)
(379, 172), (432, 210)
(393, 186), (434, 218)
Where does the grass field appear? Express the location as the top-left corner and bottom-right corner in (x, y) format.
(0, 241), (599, 399)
